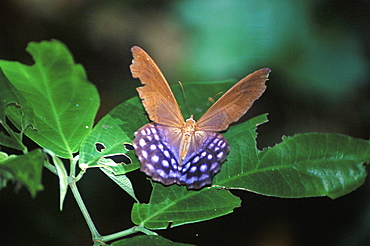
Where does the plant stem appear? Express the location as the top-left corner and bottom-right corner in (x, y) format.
(100, 225), (158, 242)
(43, 160), (57, 175)
(69, 180), (101, 240)
(70, 155), (79, 177)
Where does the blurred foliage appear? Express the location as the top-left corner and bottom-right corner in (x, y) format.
(175, 0), (367, 100)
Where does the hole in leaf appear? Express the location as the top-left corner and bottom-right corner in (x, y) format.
(166, 221), (173, 229)
(95, 142), (106, 152)
(123, 143), (134, 151)
(104, 154), (131, 165)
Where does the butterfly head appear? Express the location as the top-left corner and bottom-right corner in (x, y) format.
(183, 116), (195, 132)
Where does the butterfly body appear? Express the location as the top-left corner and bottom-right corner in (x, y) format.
(130, 46), (270, 189)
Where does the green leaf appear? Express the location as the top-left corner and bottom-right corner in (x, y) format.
(131, 183), (241, 229)
(79, 98), (150, 201)
(0, 68), (28, 151)
(100, 166), (139, 203)
(44, 149), (68, 210)
(0, 149), (44, 197)
(211, 114), (266, 186)
(0, 40), (100, 158)
(112, 235), (194, 246)
(79, 98), (145, 173)
(215, 127), (369, 199)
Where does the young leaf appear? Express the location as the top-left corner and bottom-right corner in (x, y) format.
(44, 149), (68, 210)
(131, 183), (241, 230)
(0, 149), (44, 197)
(0, 40), (100, 158)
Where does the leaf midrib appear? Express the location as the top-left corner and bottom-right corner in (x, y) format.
(33, 56), (72, 156)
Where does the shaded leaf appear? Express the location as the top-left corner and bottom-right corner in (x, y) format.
(0, 149), (44, 197)
(0, 68), (27, 151)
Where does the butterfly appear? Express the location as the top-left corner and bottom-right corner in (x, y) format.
(130, 46), (270, 189)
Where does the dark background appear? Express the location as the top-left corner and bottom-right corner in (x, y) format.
(0, 0), (369, 245)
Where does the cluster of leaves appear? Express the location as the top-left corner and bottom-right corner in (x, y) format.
(0, 40), (369, 245)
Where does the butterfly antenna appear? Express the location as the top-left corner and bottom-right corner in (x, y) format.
(193, 91), (224, 115)
(178, 81), (191, 117)
(208, 92), (223, 104)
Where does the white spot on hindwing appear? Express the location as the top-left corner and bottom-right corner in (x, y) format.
(190, 166), (197, 173)
(162, 159), (169, 168)
(200, 164), (208, 172)
(187, 176), (198, 184)
(157, 169), (166, 178)
(151, 155), (159, 163)
(164, 150), (170, 158)
(210, 162), (218, 171)
(217, 152), (223, 159)
(146, 163), (154, 171)
(192, 155), (200, 164)
(169, 169), (177, 178)
(139, 138), (146, 147)
(199, 174), (209, 181)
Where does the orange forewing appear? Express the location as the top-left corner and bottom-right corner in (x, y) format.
(130, 46), (184, 127)
(196, 68), (270, 131)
